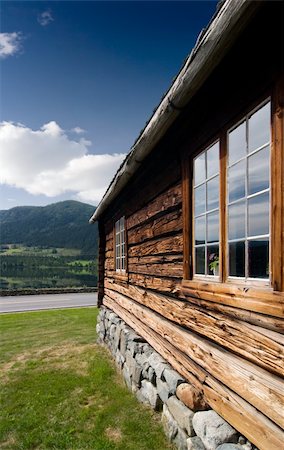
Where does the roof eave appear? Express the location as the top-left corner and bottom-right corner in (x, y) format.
(90, 0), (260, 224)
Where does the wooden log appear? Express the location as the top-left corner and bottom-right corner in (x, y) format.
(128, 262), (183, 278)
(105, 250), (114, 259)
(105, 289), (284, 429)
(181, 293), (284, 334)
(105, 282), (284, 376)
(103, 159), (181, 226)
(104, 296), (284, 450)
(129, 254), (183, 265)
(271, 75), (284, 292)
(128, 210), (182, 245)
(181, 280), (284, 318)
(128, 234), (183, 258)
(127, 183), (182, 230)
(128, 273), (181, 293)
(105, 239), (114, 252)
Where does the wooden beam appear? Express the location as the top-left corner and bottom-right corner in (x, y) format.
(128, 273), (181, 294)
(128, 234), (182, 257)
(104, 296), (284, 450)
(127, 183), (182, 230)
(104, 289), (284, 429)
(181, 155), (191, 280)
(105, 281), (284, 376)
(128, 262), (183, 279)
(128, 210), (182, 246)
(181, 280), (284, 318)
(271, 74), (284, 292)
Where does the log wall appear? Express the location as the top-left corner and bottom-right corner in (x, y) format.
(97, 4), (284, 449)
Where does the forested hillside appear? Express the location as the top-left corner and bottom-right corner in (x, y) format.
(0, 201), (98, 255)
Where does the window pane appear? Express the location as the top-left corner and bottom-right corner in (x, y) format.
(207, 176), (219, 211)
(228, 201), (246, 240)
(248, 102), (270, 152)
(207, 245), (219, 276)
(248, 146), (270, 196)
(207, 211), (219, 243)
(248, 239), (269, 279)
(248, 192), (269, 237)
(228, 121), (246, 166)
(195, 247), (205, 274)
(228, 160), (246, 203)
(194, 152), (206, 186)
(229, 241), (245, 277)
(195, 216), (205, 245)
(194, 184), (206, 216)
(207, 142), (219, 178)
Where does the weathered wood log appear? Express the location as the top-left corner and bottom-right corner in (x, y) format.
(105, 281), (284, 376)
(103, 158), (181, 226)
(128, 210), (182, 245)
(104, 276), (284, 333)
(181, 281), (284, 318)
(128, 234), (183, 257)
(129, 254), (183, 265)
(104, 288), (284, 429)
(179, 292), (284, 334)
(128, 262), (183, 278)
(104, 295), (284, 450)
(128, 273), (181, 293)
(127, 183), (182, 230)
(105, 239), (114, 252)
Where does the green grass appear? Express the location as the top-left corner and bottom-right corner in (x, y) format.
(0, 308), (173, 450)
(1, 245), (81, 257)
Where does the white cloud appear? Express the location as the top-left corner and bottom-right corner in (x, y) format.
(0, 121), (126, 205)
(38, 10), (54, 27)
(71, 127), (85, 134)
(0, 32), (22, 58)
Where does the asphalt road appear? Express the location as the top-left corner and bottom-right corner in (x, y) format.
(0, 292), (98, 313)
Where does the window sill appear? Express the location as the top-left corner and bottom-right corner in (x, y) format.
(181, 279), (284, 318)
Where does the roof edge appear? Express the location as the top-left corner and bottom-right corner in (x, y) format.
(90, 0), (260, 224)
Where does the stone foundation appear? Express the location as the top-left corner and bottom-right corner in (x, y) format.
(97, 306), (258, 450)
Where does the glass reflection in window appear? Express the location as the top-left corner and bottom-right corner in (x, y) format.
(227, 100), (270, 280)
(193, 141), (220, 277)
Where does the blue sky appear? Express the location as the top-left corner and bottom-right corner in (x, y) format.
(0, 1), (217, 209)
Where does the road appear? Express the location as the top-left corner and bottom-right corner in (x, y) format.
(0, 292), (98, 313)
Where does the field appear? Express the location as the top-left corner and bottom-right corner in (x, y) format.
(0, 308), (172, 450)
(0, 245), (97, 291)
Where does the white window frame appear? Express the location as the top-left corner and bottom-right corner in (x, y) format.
(115, 216), (126, 272)
(227, 99), (271, 285)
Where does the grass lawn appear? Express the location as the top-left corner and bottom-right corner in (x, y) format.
(0, 308), (173, 450)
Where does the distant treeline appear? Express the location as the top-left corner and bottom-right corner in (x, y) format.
(0, 200), (98, 255)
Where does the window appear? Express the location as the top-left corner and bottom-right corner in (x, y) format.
(191, 100), (272, 285)
(193, 141), (220, 276)
(115, 216), (126, 272)
(228, 102), (270, 280)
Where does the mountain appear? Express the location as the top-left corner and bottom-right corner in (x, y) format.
(0, 200), (98, 255)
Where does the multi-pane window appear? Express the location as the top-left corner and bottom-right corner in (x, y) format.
(115, 216), (126, 272)
(193, 141), (220, 276)
(192, 100), (271, 283)
(228, 101), (270, 280)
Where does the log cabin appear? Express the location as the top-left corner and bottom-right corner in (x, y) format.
(90, 1), (284, 449)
